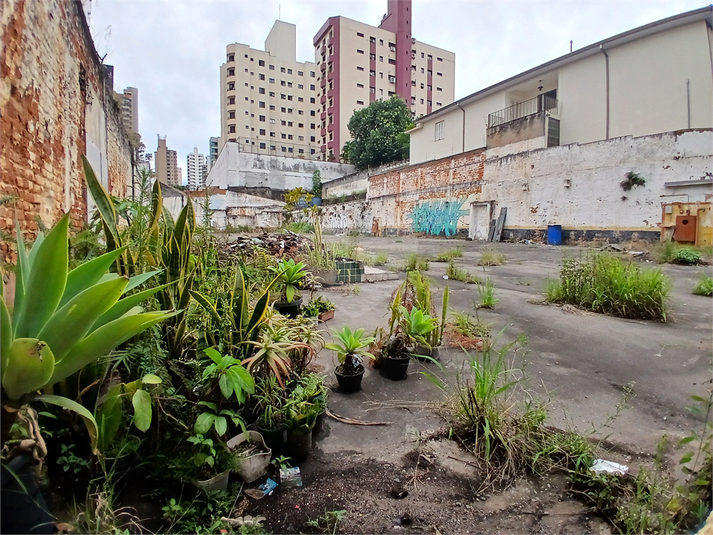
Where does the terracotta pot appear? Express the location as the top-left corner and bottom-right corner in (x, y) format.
(318, 309), (335, 322)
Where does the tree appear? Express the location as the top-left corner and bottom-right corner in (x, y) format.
(341, 96), (413, 170)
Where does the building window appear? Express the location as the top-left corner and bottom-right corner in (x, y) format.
(269, 91), (275, 97)
(269, 78), (275, 84)
(436, 87), (442, 92)
(281, 80), (286, 86)
(288, 121), (293, 126)
(437, 72), (443, 76)
(421, 52), (424, 58)
(281, 107), (286, 112)
(228, 96), (235, 105)
(269, 105), (275, 111)
(357, 66), (364, 71)
(298, 97), (303, 102)
(435, 120), (444, 140)
(270, 145), (276, 150)
(421, 83), (425, 89)
(259, 115), (266, 122)
(270, 132), (275, 137)
(281, 133), (287, 139)
(288, 134), (293, 140)
(310, 97), (315, 104)
(259, 128), (266, 135)
(269, 64), (275, 70)
(299, 148), (304, 153)
(288, 68), (292, 74)
(427, 100), (432, 106)
(357, 100), (364, 105)
(388, 58), (396, 65)
(227, 82), (235, 90)
(427, 54), (432, 60)
(287, 95), (293, 101)
(258, 59), (265, 66)
(259, 87), (265, 94)
(259, 73), (265, 80)
(379, 88), (384, 95)
(311, 123), (316, 129)
(379, 39), (384, 45)
(370, 70), (375, 77)
(310, 110), (316, 116)
(411, 96), (416, 105)
(357, 83), (364, 88)
(370, 87), (375, 93)
(259, 101), (265, 108)
(281, 67), (286, 73)
(227, 68), (235, 76)
(357, 32), (364, 37)
(310, 84), (315, 90)
(281, 94), (286, 100)
(357, 49), (364, 54)
(229, 125), (236, 133)
(436, 102), (442, 106)
(298, 83), (303, 89)
(270, 118), (275, 124)
(310, 71), (315, 77)
(227, 53), (234, 62)
(228, 111), (235, 119)
(428, 85), (432, 91)
(298, 70), (303, 76)
(282, 147), (287, 152)
(310, 136), (316, 142)
(420, 98), (424, 104)
(259, 142), (266, 149)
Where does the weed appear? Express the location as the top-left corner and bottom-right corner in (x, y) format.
(347, 228), (361, 237)
(364, 252), (388, 266)
(478, 247), (506, 266)
(352, 284), (361, 295)
(692, 276), (712, 296)
(403, 253), (429, 272)
(57, 443), (91, 474)
(433, 247), (463, 262)
(446, 261), (480, 283)
(671, 247), (702, 265)
(475, 279), (498, 309)
(306, 510), (346, 534)
(656, 242), (710, 265)
(545, 252), (670, 321)
(451, 310), (491, 338)
(281, 221), (315, 234)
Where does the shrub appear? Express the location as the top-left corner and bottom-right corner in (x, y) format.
(692, 276), (713, 297)
(671, 247), (702, 265)
(404, 253), (429, 272)
(546, 253), (670, 321)
(281, 221), (314, 234)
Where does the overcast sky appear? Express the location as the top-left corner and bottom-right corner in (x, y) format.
(89, 0), (706, 183)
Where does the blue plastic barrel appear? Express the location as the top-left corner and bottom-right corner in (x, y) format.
(547, 225), (562, 245)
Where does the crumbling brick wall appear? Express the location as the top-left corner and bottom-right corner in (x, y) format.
(0, 0), (132, 263)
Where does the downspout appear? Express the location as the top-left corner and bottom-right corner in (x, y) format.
(600, 45), (610, 140)
(456, 102), (466, 153)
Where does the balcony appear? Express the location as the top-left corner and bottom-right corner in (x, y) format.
(487, 95), (558, 129)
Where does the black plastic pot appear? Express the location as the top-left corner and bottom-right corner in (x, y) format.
(409, 345), (440, 362)
(382, 355), (410, 380)
(1, 454), (54, 534)
(274, 298), (303, 318)
(257, 425), (286, 455)
(335, 366), (365, 392)
(285, 428), (312, 461)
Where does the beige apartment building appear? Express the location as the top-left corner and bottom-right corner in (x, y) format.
(313, 0), (455, 160)
(220, 21), (320, 159)
(155, 136), (181, 186)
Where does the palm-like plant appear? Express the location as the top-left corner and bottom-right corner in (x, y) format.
(325, 326), (376, 376)
(243, 327), (308, 389)
(273, 259), (308, 303)
(399, 306), (438, 348)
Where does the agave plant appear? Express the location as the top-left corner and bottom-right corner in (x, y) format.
(1, 213), (176, 452)
(325, 326), (375, 375)
(399, 306), (438, 348)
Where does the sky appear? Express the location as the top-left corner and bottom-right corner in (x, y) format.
(89, 0), (707, 183)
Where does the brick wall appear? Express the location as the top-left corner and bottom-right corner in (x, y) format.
(1, 0), (132, 262)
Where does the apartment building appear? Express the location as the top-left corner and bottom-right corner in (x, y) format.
(115, 86), (139, 135)
(187, 147), (207, 190)
(209, 136), (219, 167)
(313, 0), (455, 160)
(219, 21), (320, 159)
(155, 136), (181, 186)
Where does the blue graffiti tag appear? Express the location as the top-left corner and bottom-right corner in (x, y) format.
(408, 198), (468, 236)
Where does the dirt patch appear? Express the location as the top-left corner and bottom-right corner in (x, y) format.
(246, 441), (612, 534)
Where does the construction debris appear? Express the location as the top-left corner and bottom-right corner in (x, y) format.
(226, 231), (312, 258)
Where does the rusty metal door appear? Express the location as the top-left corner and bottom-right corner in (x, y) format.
(673, 215), (697, 243)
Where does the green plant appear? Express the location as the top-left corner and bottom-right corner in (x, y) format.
(273, 258), (308, 303)
(478, 247), (506, 266)
(306, 509), (347, 535)
(446, 261), (480, 283)
(1, 213), (175, 452)
(57, 443), (91, 474)
(187, 434), (219, 472)
(399, 305), (437, 348)
(201, 348), (255, 403)
(325, 325), (376, 375)
(194, 401), (246, 438)
(404, 253), (429, 272)
(692, 275), (713, 296)
(620, 171), (646, 191)
(364, 252), (388, 266)
(281, 221), (315, 234)
(451, 310), (491, 338)
(244, 327), (308, 389)
(271, 455), (292, 472)
(475, 279), (498, 309)
(545, 252), (670, 321)
(312, 170), (323, 198)
(302, 296), (336, 317)
(433, 247), (463, 262)
(671, 247), (702, 265)
(254, 376), (285, 430)
(283, 187), (313, 214)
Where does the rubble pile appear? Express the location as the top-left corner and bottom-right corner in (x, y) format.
(226, 231), (313, 259)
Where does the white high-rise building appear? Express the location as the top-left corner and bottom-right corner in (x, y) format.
(187, 147), (206, 190)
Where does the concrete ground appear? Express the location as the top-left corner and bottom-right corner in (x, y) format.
(312, 236), (712, 461)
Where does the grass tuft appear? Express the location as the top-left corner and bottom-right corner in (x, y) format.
(545, 252), (670, 321)
(446, 261), (480, 284)
(475, 279), (498, 309)
(403, 253), (429, 272)
(477, 247), (506, 266)
(692, 275), (713, 297)
(433, 247), (464, 262)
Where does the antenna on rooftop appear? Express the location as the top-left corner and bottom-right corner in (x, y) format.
(570, 40), (573, 53)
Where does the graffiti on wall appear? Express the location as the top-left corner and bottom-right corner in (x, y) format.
(408, 198), (468, 236)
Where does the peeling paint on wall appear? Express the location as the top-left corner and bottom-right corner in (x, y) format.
(408, 198), (468, 236)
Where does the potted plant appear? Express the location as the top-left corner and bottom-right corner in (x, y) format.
(226, 430), (272, 483)
(311, 170), (322, 206)
(272, 259), (309, 318)
(400, 306), (439, 359)
(325, 326), (376, 392)
(188, 434), (232, 491)
(297, 372), (329, 434)
(282, 394), (322, 461)
(302, 296), (336, 322)
(253, 376), (286, 454)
